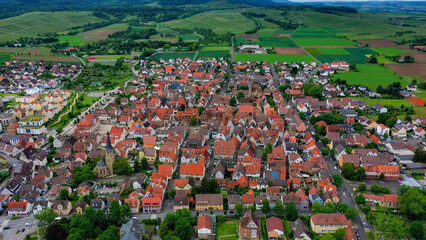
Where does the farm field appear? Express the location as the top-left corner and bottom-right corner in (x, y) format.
(0, 11), (103, 42)
(0, 52), (11, 64)
(349, 97), (409, 107)
(293, 37), (356, 46)
(200, 45), (231, 51)
(181, 34), (202, 41)
(385, 64), (426, 76)
(235, 53), (315, 63)
(372, 47), (410, 55)
(197, 50), (229, 59)
(165, 9), (256, 34)
(414, 92), (426, 101)
(305, 47), (376, 64)
(274, 47), (307, 55)
(331, 64), (408, 89)
(57, 35), (83, 46)
(12, 47), (81, 63)
(79, 23), (129, 42)
(150, 52), (196, 60)
(258, 37), (298, 48)
(93, 55), (133, 60)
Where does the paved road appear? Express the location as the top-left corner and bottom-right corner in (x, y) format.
(0, 215), (38, 240)
(49, 92), (79, 127)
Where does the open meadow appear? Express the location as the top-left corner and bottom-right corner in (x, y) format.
(0, 11), (103, 42)
(12, 47), (81, 63)
(235, 53), (315, 63)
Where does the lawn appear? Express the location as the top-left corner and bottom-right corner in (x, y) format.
(197, 50), (230, 59)
(166, 9), (255, 34)
(216, 220), (238, 239)
(315, 48), (351, 55)
(372, 48), (409, 55)
(0, 52), (11, 64)
(258, 37), (298, 48)
(414, 91), (426, 101)
(314, 54), (369, 64)
(348, 97), (409, 107)
(235, 54), (315, 63)
(0, 11), (103, 42)
(293, 37), (356, 46)
(414, 106), (426, 117)
(150, 52), (196, 60)
(331, 64), (408, 89)
(181, 34), (202, 41)
(371, 212), (409, 234)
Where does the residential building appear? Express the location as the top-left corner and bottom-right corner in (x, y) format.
(195, 194), (223, 211)
(310, 213), (352, 234)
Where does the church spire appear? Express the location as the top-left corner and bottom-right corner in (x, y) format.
(106, 132), (113, 151)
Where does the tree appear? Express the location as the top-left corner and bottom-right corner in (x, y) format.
(302, 83), (322, 99)
(355, 194), (366, 205)
(285, 201), (298, 221)
(332, 174), (343, 187)
(59, 189), (69, 200)
(321, 148), (329, 156)
(336, 203), (348, 213)
(229, 97), (237, 106)
(379, 173), (385, 180)
(262, 143), (273, 161)
(96, 226), (119, 240)
(386, 117), (397, 128)
(344, 207), (357, 220)
(35, 208), (58, 228)
(235, 202), (244, 216)
(299, 112), (306, 120)
(133, 159), (141, 173)
(368, 55), (377, 63)
(261, 199), (270, 215)
(399, 187), (426, 220)
(120, 203), (131, 218)
(190, 116), (197, 126)
(413, 148), (426, 163)
(358, 183), (366, 192)
(237, 91), (245, 100)
(312, 201), (322, 214)
(46, 223), (68, 240)
(113, 157), (132, 175)
(249, 204), (256, 212)
(175, 218), (192, 240)
(273, 200), (285, 216)
(48, 136), (54, 144)
(409, 221), (424, 240)
(341, 163), (355, 179)
(334, 228), (346, 240)
(322, 137), (330, 145)
(371, 184), (380, 194)
(141, 157), (149, 170)
(356, 167), (366, 180)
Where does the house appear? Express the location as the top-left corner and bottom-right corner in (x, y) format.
(292, 219), (311, 240)
(141, 197), (162, 213)
(414, 127), (425, 137)
(74, 201), (88, 215)
(406, 85), (417, 91)
(125, 198), (140, 214)
(214, 141), (236, 159)
(198, 215), (214, 239)
(228, 194), (242, 210)
(7, 201), (32, 216)
(174, 190), (189, 212)
(195, 194), (223, 211)
(365, 165), (400, 180)
(239, 210), (260, 240)
(52, 200), (72, 216)
(310, 213), (352, 234)
(53, 135), (65, 149)
(376, 124), (390, 136)
(364, 194), (399, 209)
(120, 219), (145, 240)
(266, 217), (284, 239)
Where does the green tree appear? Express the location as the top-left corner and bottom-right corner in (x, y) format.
(141, 157), (149, 170)
(237, 91), (245, 100)
(113, 157), (132, 175)
(59, 189), (69, 200)
(379, 173), (385, 180)
(344, 207), (357, 220)
(386, 117), (397, 128)
(175, 218), (192, 240)
(96, 226), (119, 240)
(322, 137), (330, 145)
(190, 116), (197, 126)
(336, 203), (348, 213)
(249, 205), (256, 212)
(229, 97), (237, 106)
(312, 201), (322, 214)
(355, 194), (366, 205)
(261, 199), (270, 215)
(332, 174), (343, 187)
(409, 221), (424, 240)
(46, 223), (68, 240)
(399, 187), (426, 220)
(273, 200), (285, 216)
(341, 163), (355, 179)
(358, 183), (366, 192)
(334, 228), (346, 240)
(133, 159), (141, 173)
(299, 112), (306, 120)
(48, 136), (54, 144)
(35, 208), (58, 228)
(413, 148), (426, 163)
(262, 143), (273, 161)
(120, 203), (131, 218)
(235, 202), (244, 217)
(302, 83), (322, 99)
(356, 167), (366, 180)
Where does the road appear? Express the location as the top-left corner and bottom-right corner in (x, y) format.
(0, 215), (38, 240)
(49, 92), (79, 127)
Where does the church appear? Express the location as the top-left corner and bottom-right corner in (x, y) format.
(94, 132), (116, 178)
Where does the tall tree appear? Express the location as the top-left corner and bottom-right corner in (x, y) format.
(285, 202), (298, 221)
(273, 200), (285, 216)
(261, 199), (270, 215)
(35, 208), (58, 228)
(46, 223), (68, 240)
(235, 202), (244, 217)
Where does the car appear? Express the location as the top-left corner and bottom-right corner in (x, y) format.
(3, 226), (10, 230)
(334, 166), (337, 170)
(22, 228), (25, 232)
(132, 217), (139, 220)
(25, 223), (32, 227)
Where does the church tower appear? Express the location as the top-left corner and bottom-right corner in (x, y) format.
(105, 132), (115, 175)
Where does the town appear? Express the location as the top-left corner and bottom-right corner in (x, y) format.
(0, 54), (425, 240)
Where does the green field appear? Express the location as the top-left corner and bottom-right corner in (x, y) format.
(181, 34), (202, 41)
(150, 52), (196, 60)
(200, 45), (231, 51)
(94, 55), (132, 60)
(0, 12), (103, 42)
(197, 50), (230, 59)
(57, 35), (83, 46)
(415, 91), (426, 101)
(0, 52), (11, 64)
(332, 64), (408, 89)
(315, 55), (368, 64)
(349, 97), (409, 107)
(258, 37), (298, 48)
(165, 9), (255, 34)
(235, 53), (315, 63)
(216, 219), (238, 240)
(309, 47), (377, 64)
(292, 31), (337, 38)
(293, 37), (356, 46)
(99, 23), (129, 30)
(275, 29), (296, 34)
(317, 48), (351, 55)
(372, 48), (410, 55)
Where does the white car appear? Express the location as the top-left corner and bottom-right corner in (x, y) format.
(24, 223), (32, 227)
